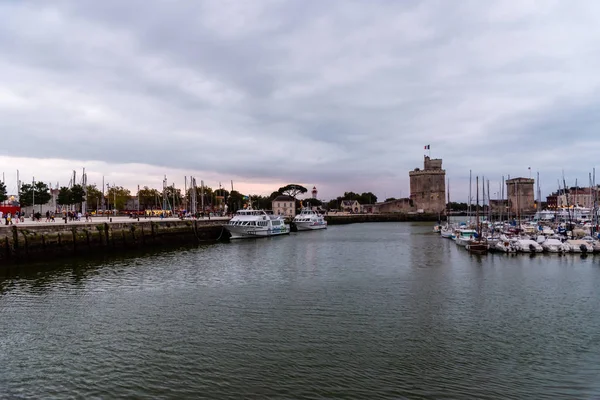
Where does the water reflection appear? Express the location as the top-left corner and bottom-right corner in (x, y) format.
(1, 222), (600, 399)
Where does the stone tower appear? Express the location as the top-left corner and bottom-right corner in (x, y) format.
(409, 156), (446, 213)
(506, 177), (535, 215)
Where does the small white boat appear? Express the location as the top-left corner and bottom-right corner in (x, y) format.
(581, 236), (600, 253)
(455, 229), (477, 247)
(494, 235), (517, 253)
(541, 238), (568, 253)
(515, 239), (543, 253)
(293, 208), (327, 231)
(495, 239), (517, 253)
(440, 225), (454, 238)
(541, 227), (555, 236)
(225, 208), (290, 239)
(566, 239), (594, 253)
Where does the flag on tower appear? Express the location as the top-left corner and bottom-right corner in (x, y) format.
(424, 144), (430, 150)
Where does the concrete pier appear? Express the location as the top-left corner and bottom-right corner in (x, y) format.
(0, 217), (231, 266)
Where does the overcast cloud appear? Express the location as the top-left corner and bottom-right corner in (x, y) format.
(1, 0), (600, 201)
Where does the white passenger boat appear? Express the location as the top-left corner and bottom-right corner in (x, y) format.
(293, 208), (327, 231)
(225, 208), (290, 239)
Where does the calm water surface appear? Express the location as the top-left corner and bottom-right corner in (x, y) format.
(1, 222), (600, 399)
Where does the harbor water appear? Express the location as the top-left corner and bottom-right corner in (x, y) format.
(1, 222), (600, 399)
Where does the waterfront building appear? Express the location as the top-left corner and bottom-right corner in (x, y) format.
(341, 200), (360, 213)
(546, 193), (558, 209)
(272, 195), (296, 217)
(409, 156), (446, 214)
(555, 187), (598, 209)
(506, 177), (535, 215)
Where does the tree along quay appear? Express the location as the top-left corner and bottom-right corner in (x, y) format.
(324, 213), (444, 225)
(0, 219), (230, 266)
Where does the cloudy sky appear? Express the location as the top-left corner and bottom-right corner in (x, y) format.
(1, 0), (599, 202)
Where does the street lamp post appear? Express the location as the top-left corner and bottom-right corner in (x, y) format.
(32, 177), (35, 218)
(106, 183), (110, 219)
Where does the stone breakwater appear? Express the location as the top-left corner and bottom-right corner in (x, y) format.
(325, 213), (443, 225)
(0, 219), (230, 266)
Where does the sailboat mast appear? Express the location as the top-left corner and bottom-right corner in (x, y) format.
(594, 168), (598, 227)
(482, 175), (486, 222)
(487, 179), (491, 222)
(501, 176), (504, 222)
(476, 176), (480, 236)
(468, 170), (472, 222)
(447, 178), (450, 222)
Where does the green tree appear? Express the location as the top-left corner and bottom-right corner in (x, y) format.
(250, 195), (271, 210)
(326, 198), (342, 210)
(214, 188), (229, 200)
(228, 190), (245, 212)
(138, 186), (160, 209)
(19, 182), (51, 208)
(70, 184), (86, 211)
(0, 181), (7, 203)
(57, 187), (73, 206)
(185, 185), (214, 211)
(163, 185), (183, 210)
(200, 186), (213, 209)
(384, 197), (397, 202)
(107, 186), (131, 211)
(277, 184), (307, 199)
(447, 202), (468, 211)
(358, 192), (377, 204)
(85, 184), (103, 210)
(301, 198), (322, 207)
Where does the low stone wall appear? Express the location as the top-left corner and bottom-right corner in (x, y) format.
(325, 213), (443, 225)
(0, 220), (230, 266)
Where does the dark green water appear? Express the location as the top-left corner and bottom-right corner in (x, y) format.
(1, 222), (600, 399)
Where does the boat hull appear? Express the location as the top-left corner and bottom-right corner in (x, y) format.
(226, 225), (290, 239)
(295, 222), (327, 231)
(456, 238), (471, 247)
(440, 230), (453, 238)
(467, 241), (489, 254)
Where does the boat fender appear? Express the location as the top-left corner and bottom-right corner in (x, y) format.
(580, 244), (588, 253)
(529, 244), (537, 253)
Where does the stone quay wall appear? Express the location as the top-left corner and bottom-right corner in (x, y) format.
(0, 219), (230, 266)
(326, 213), (443, 225)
